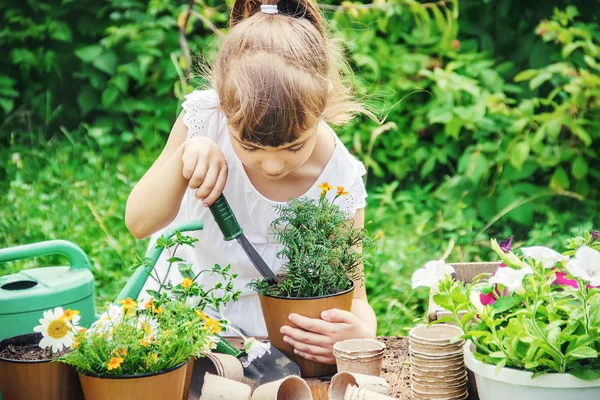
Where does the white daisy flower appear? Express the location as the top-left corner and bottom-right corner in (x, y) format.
(137, 315), (160, 338)
(33, 307), (78, 353)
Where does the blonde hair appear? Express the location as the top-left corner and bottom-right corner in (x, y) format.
(210, 0), (368, 147)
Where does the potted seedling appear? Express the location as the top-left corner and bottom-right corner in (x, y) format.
(0, 307), (84, 400)
(249, 183), (375, 377)
(412, 230), (600, 400)
(61, 232), (242, 400)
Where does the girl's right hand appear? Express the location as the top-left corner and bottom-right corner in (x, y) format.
(181, 137), (228, 207)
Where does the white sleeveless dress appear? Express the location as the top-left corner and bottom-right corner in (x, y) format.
(139, 89), (368, 336)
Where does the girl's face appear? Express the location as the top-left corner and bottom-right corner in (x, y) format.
(229, 125), (319, 180)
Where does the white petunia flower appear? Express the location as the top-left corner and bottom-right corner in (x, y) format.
(469, 289), (485, 313)
(411, 259), (455, 293)
(521, 246), (568, 269)
(242, 338), (271, 367)
(566, 246), (600, 287)
(33, 307), (78, 353)
(489, 265), (533, 293)
(88, 304), (124, 338)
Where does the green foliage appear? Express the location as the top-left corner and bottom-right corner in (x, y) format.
(250, 187), (374, 298)
(431, 232), (600, 377)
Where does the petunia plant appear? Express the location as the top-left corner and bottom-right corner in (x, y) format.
(413, 230), (600, 380)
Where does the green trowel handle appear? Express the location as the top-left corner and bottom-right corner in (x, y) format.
(215, 337), (242, 357)
(116, 220), (204, 302)
(209, 195), (243, 241)
(0, 240), (92, 271)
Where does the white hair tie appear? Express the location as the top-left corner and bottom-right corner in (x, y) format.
(261, 4), (278, 14)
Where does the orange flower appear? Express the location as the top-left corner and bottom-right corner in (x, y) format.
(118, 348), (128, 357)
(153, 306), (163, 315)
(336, 186), (348, 196)
(204, 318), (222, 335)
(195, 310), (208, 320)
(61, 309), (80, 321)
(181, 278), (193, 289)
(145, 298), (154, 309)
(317, 182), (333, 192)
(139, 338), (151, 347)
(107, 356), (124, 371)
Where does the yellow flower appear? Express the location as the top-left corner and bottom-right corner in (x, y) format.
(153, 306), (163, 315)
(204, 318), (222, 335)
(118, 298), (137, 312)
(336, 186), (348, 196)
(72, 338), (81, 349)
(118, 348), (128, 357)
(107, 356), (124, 371)
(151, 353), (159, 362)
(139, 338), (151, 347)
(375, 231), (384, 240)
(194, 310), (208, 320)
(61, 309), (80, 322)
(145, 298), (154, 309)
(181, 278), (193, 289)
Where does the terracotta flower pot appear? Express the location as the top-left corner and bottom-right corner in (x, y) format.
(78, 360), (188, 400)
(0, 333), (83, 400)
(259, 284), (354, 378)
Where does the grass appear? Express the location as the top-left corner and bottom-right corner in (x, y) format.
(0, 133), (597, 336)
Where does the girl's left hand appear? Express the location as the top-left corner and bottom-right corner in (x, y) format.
(280, 308), (375, 364)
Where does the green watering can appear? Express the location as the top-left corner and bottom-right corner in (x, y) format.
(0, 241), (96, 341)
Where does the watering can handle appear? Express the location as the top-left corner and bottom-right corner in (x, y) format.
(0, 240), (92, 271)
(115, 220), (205, 302)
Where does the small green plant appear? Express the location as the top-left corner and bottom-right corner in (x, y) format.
(413, 230), (600, 379)
(250, 183), (376, 298)
(61, 232), (242, 376)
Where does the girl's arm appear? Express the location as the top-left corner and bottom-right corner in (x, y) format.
(280, 208), (378, 364)
(125, 112), (228, 239)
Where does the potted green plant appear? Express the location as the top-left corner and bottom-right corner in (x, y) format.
(412, 230), (600, 400)
(61, 232), (242, 400)
(249, 182), (375, 377)
(0, 307), (84, 400)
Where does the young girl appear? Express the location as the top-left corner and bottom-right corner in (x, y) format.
(125, 0), (377, 364)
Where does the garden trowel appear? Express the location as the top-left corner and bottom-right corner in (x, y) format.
(208, 194), (278, 284)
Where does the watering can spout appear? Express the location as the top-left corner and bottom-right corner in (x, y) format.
(115, 220), (204, 302)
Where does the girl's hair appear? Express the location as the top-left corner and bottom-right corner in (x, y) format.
(210, 0), (369, 147)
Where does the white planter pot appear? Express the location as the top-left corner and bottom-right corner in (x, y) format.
(464, 342), (600, 400)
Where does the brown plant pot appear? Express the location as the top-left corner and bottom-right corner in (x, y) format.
(0, 333), (83, 400)
(78, 360), (188, 400)
(259, 284), (354, 378)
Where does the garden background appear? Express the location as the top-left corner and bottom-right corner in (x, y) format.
(1, 0), (598, 335)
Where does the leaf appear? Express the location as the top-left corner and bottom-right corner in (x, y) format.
(567, 346), (598, 360)
(529, 70), (552, 90)
(572, 156), (588, 180)
(491, 296), (521, 313)
(514, 69), (538, 82)
(102, 87), (119, 108)
(510, 141), (530, 170)
(550, 167), (570, 190)
(75, 45), (103, 63)
(92, 51), (117, 75)
(569, 368), (600, 381)
(77, 85), (100, 114)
